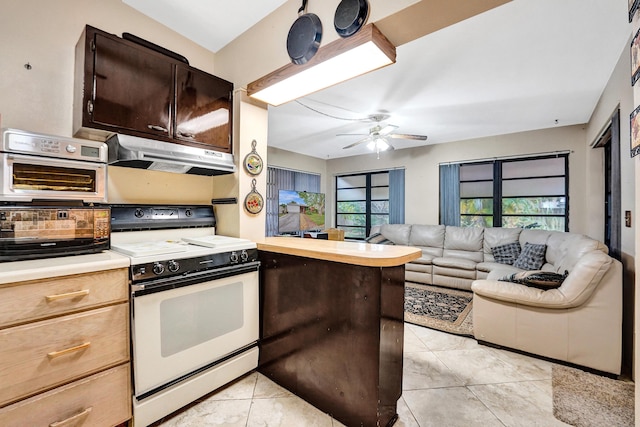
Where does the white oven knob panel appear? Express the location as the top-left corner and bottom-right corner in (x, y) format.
(131, 248), (259, 282)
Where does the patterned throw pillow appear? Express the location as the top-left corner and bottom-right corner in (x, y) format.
(491, 242), (521, 265)
(501, 270), (569, 290)
(513, 242), (547, 270)
(365, 232), (394, 245)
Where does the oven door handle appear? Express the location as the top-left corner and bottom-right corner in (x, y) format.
(131, 261), (260, 296)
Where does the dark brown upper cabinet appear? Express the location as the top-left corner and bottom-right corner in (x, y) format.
(74, 25), (233, 154)
(175, 65), (232, 149)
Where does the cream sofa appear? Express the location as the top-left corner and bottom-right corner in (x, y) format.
(370, 224), (622, 374)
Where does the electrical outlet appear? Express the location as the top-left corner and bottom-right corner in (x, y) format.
(625, 211), (632, 227)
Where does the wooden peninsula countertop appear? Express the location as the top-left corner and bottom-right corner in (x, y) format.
(256, 237), (420, 267)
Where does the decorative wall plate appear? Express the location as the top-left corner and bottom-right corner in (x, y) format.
(244, 179), (264, 214)
(244, 140), (263, 175)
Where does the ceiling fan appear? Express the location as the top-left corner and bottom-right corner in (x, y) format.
(339, 115), (428, 156)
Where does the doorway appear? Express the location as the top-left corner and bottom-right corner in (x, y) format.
(595, 109), (621, 260)
(594, 108), (631, 375)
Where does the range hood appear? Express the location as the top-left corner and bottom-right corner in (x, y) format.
(106, 134), (236, 176)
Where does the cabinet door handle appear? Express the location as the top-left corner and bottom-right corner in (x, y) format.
(45, 289), (90, 302)
(47, 342), (91, 359)
(148, 124), (168, 133)
(177, 131), (195, 138)
(49, 406), (93, 427)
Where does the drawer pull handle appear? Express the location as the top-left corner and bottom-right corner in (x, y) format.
(45, 289), (90, 302)
(47, 342), (91, 358)
(49, 406), (93, 427)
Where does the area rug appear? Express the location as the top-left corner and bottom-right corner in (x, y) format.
(404, 283), (473, 337)
(552, 365), (634, 427)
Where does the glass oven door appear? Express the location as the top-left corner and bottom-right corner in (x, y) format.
(131, 267), (259, 397)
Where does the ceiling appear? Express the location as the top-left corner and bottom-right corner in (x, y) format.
(125, 0), (630, 160)
(123, 0), (289, 53)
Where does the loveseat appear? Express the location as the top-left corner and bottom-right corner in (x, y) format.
(369, 224), (622, 374)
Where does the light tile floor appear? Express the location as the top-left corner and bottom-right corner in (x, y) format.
(155, 323), (571, 427)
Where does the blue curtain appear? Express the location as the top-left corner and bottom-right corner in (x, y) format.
(389, 169), (405, 224)
(265, 167), (320, 236)
(439, 164), (460, 226)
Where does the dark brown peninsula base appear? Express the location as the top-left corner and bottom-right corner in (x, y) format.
(258, 250), (406, 427)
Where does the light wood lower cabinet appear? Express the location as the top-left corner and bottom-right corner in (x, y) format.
(0, 266), (131, 426)
(0, 268), (129, 329)
(0, 303), (129, 406)
(0, 364), (131, 427)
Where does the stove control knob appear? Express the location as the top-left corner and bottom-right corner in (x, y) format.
(152, 262), (165, 275)
(134, 208), (145, 218)
(230, 251), (239, 263)
(168, 260), (180, 273)
(240, 250), (249, 262)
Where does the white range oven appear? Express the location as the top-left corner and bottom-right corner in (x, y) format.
(109, 205), (259, 427)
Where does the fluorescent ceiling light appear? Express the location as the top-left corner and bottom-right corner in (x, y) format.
(247, 24), (396, 106)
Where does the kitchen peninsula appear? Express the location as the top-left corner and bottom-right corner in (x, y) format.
(257, 237), (420, 427)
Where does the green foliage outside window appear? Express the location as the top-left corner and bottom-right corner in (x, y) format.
(460, 215), (493, 227)
(460, 196), (565, 230)
(460, 199), (493, 215)
(337, 201), (389, 238)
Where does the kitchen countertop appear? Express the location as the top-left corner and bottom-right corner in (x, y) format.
(256, 236), (421, 267)
(0, 250), (130, 284)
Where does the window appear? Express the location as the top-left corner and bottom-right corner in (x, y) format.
(336, 172), (390, 239)
(459, 154), (568, 231)
(459, 163), (494, 227)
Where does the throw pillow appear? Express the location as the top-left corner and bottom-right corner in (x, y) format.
(513, 242), (547, 270)
(501, 270), (569, 290)
(365, 232), (394, 245)
(491, 242), (521, 265)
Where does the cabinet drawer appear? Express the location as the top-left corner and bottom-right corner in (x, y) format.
(0, 268), (128, 328)
(0, 364), (131, 427)
(0, 303), (129, 406)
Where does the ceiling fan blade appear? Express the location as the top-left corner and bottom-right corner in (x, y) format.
(342, 136), (371, 149)
(378, 124), (398, 135)
(389, 133), (428, 141)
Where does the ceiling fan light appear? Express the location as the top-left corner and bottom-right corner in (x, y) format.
(247, 24), (396, 106)
(366, 139), (377, 150)
(376, 137), (389, 151)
